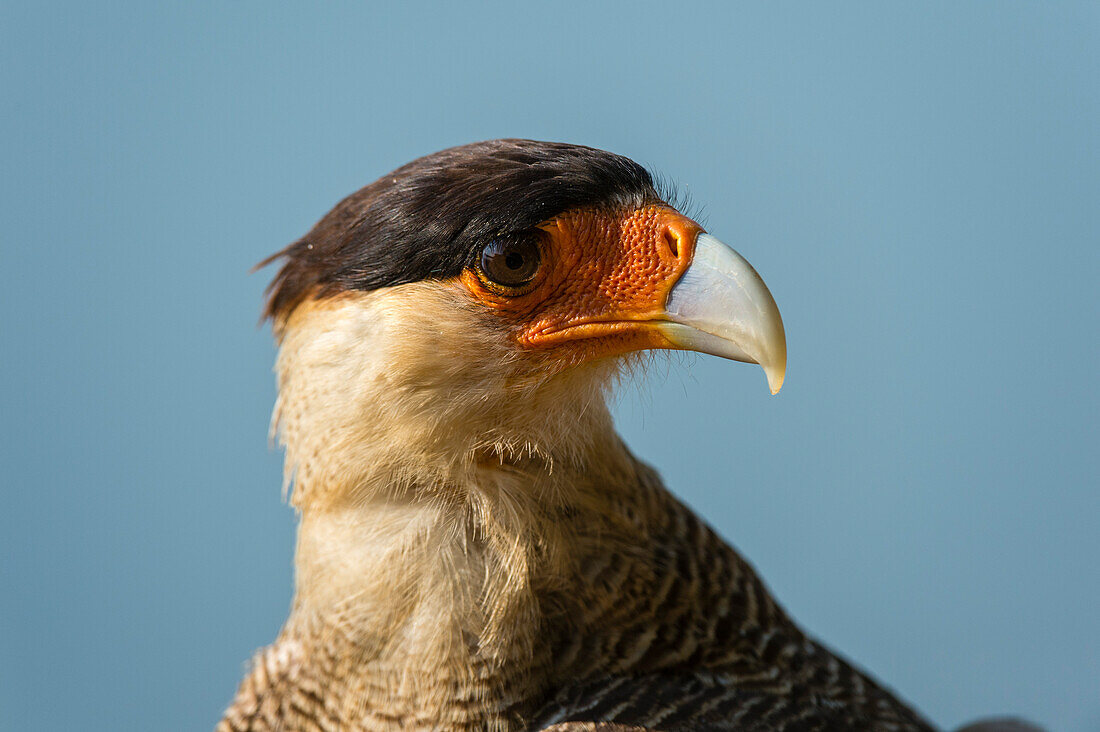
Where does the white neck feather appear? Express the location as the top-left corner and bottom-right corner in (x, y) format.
(271, 284), (638, 673)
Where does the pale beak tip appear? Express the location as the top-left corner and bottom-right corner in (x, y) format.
(767, 371), (784, 395)
(765, 363), (785, 395)
(762, 338), (787, 395)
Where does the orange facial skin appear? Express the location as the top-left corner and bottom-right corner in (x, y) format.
(460, 205), (703, 363)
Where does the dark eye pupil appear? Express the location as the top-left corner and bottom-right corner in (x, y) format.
(479, 237), (541, 288)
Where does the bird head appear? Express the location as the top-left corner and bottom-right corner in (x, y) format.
(262, 140), (785, 507)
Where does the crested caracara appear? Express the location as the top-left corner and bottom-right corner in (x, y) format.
(218, 140), (1021, 732)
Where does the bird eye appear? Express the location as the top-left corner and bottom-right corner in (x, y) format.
(478, 236), (541, 290)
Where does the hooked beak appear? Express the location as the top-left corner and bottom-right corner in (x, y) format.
(658, 233), (787, 394)
(485, 206), (785, 394)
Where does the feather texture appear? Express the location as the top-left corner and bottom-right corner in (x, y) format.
(218, 287), (933, 731)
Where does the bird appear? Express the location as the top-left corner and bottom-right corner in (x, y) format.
(217, 140), (1033, 732)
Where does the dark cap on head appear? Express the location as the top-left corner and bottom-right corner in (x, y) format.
(262, 139), (660, 322)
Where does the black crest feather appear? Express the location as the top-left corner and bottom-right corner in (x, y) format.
(261, 139), (660, 321)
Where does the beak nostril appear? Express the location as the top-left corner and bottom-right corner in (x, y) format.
(663, 228), (680, 259)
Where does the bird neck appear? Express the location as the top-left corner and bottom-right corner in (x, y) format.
(283, 426), (649, 728)
(271, 288), (645, 695)
(288, 425), (639, 659)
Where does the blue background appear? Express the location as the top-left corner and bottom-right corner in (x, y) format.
(2, 3), (1097, 730)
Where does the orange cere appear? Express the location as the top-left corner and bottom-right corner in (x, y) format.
(461, 205), (704, 360)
